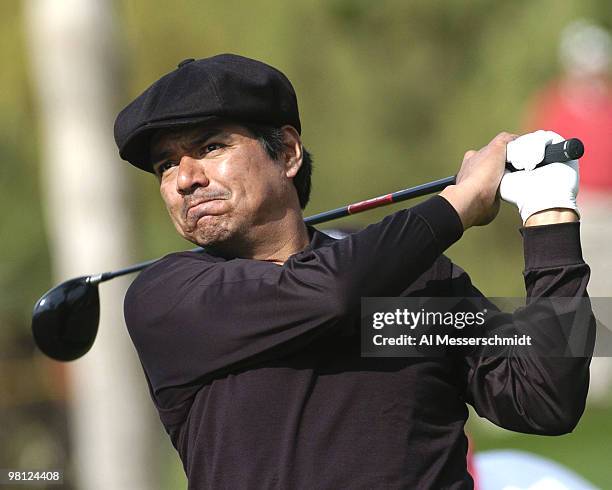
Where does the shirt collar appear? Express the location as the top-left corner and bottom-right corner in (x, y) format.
(188, 225), (340, 263)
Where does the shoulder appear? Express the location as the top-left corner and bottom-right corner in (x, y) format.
(123, 251), (219, 324)
(423, 253), (457, 281)
(404, 253), (473, 296)
(123, 250), (280, 322)
(126, 251), (215, 297)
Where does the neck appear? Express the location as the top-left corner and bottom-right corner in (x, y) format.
(211, 207), (310, 264)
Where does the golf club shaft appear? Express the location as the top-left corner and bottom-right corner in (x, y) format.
(95, 138), (583, 283)
(98, 259), (162, 282)
(304, 176), (456, 225)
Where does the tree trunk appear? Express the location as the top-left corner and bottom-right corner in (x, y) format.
(23, 1), (159, 488)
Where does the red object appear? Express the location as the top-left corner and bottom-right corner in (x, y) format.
(347, 193), (394, 214)
(467, 435), (478, 490)
(526, 80), (612, 191)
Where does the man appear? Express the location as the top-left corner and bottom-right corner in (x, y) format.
(114, 54), (593, 489)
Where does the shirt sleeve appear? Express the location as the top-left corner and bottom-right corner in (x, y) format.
(452, 221), (595, 435)
(124, 195), (463, 415)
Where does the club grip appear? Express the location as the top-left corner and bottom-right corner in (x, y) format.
(542, 138), (584, 164)
(506, 138), (584, 172)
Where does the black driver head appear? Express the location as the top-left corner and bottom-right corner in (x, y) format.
(31, 276), (100, 361)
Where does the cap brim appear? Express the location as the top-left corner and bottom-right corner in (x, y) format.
(120, 115), (220, 172)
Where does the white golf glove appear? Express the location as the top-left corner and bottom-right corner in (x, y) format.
(500, 130), (580, 224)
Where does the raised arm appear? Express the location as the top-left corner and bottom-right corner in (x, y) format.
(453, 222), (595, 434)
(124, 196), (462, 396)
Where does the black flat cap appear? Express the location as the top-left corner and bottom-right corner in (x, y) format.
(114, 53), (301, 172)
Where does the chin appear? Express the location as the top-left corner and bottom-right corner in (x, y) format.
(187, 219), (236, 248)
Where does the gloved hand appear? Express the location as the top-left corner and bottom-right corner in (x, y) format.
(500, 130), (580, 224)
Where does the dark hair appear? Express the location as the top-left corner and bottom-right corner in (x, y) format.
(242, 123), (313, 209)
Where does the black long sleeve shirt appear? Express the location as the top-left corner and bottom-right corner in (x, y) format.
(124, 196), (593, 489)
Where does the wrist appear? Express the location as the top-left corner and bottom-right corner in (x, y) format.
(439, 185), (472, 230)
(524, 208), (579, 227)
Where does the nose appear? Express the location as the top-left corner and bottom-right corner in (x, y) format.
(176, 155), (209, 195)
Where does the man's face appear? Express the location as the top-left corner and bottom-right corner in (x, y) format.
(150, 122), (295, 249)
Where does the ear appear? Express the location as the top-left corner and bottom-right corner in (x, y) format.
(280, 125), (303, 179)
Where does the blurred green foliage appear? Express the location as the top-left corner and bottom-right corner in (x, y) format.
(0, 1), (49, 345)
(1, 0), (610, 486)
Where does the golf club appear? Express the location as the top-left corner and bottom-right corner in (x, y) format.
(32, 138), (584, 361)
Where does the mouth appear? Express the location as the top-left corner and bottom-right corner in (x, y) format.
(185, 198), (228, 223)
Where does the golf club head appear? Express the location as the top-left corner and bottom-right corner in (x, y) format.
(32, 276), (100, 361)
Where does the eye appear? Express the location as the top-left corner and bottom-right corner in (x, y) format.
(156, 160), (177, 176)
(195, 143), (225, 158)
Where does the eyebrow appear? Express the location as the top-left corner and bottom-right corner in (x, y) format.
(151, 128), (226, 170)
